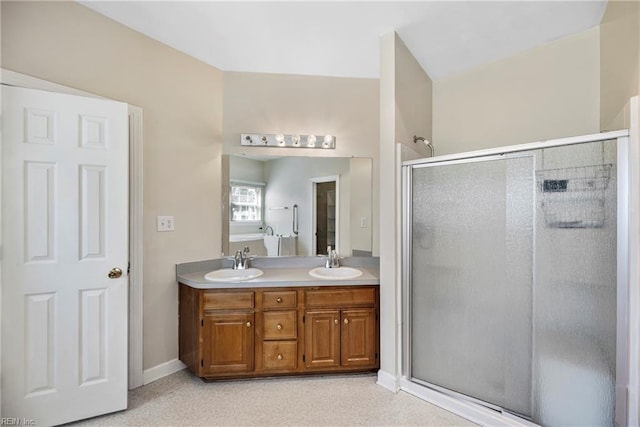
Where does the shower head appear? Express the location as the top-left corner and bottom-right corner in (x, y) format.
(413, 135), (435, 157)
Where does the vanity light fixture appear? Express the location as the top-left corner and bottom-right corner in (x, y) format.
(241, 133), (335, 149)
(306, 135), (316, 147)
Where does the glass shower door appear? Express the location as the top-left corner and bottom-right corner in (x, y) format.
(406, 139), (619, 426)
(409, 155), (534, 417)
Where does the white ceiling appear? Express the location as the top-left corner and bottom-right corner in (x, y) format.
(80, 1), (607, 80)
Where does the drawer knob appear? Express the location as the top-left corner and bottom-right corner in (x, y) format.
(334, 318), (339, 324)
(344, 318), (349, 324)
(246, 321), (252, 328)
(276, 297), (283, 303)
(276, 324), (283, 330)
(277, 354), (283, 360)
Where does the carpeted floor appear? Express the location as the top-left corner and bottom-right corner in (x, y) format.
(70, 370), (476, 426)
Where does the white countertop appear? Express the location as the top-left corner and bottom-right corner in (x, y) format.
(177, 266), (379, 289)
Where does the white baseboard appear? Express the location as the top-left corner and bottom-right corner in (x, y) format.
(143, 358), (186, 385)
(376, 369), (400, 392)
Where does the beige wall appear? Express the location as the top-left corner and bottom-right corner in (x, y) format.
(394, 35), (434, 157)
(379, 31), (398, 383)
(433, 27), (601, 155)
(222, 71), (380, 255)
(1, 1), (224, 370)
(378, 31), (434, 384)
(599, 0), (640, 131)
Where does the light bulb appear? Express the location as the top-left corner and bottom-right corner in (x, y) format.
(275, 134), (285, 145)
(306, 135), (316, 147)
(291, 135), (300, 146)
(322, 135), (334, 148)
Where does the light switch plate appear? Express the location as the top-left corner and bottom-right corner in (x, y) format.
(157, 215), (175, 231)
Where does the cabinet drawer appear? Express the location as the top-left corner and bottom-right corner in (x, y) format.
(263, 290), (297, 308)
(263, 310), (297, 340)
(263, 341), (297, 370)
(203, 291), (254, 310)
(305, 287), (376, 307)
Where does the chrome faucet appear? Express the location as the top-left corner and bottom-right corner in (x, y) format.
(233, 246), (251, 270)
(264, 225), (274, 236)
(331, 250), (339, 268)
(325, 249), (339, 268)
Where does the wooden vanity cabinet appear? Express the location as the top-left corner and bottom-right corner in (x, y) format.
(258, 290), (299, 373)
(178, 283), (379, 380)
(202, 311), (254, 375)
(304, 309), (341, 369)
(340, 308), (377, 367)
(201, 290), (256, 376)
(179, 286), (256, 378)
(304, 288), (378, 370)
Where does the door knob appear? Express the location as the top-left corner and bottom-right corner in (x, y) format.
(344, 318), (349, 324)
(108, 268), (123, 279)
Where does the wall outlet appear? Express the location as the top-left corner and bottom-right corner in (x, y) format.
(157, 215), (175, 232)
(360, 217), (367, 228)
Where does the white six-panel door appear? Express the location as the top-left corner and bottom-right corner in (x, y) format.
(1, 85), (128, 426)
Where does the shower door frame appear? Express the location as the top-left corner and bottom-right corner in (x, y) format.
(401, 130), (635, 426)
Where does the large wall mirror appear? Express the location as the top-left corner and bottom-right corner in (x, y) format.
(222, 154), (373, 257)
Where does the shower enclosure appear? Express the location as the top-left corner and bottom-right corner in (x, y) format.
(402, 132), (630, 426)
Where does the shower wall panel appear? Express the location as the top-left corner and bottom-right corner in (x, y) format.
(532, 141), (617, 426)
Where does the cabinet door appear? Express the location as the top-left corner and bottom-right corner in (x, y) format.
(202, 312), (254, 375)
(341, 308), (376, 368)
(304, 310), (340, 369)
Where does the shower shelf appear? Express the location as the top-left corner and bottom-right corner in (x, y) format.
(536, 164), (613, 229)
(536, 164), (612, 193)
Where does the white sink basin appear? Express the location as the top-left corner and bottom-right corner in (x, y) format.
(204, 268), (263, 282)
(308, 267), (363, 280)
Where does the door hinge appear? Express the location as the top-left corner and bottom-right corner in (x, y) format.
(201, 360), (204, 367)
(201, 319), (204, 327)
(127, 261), (131, 275)
(302, 354), (305, 362)
(302, 315), (305, 323)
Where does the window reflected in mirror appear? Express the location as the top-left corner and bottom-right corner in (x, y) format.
(230, 182), (263, 222)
